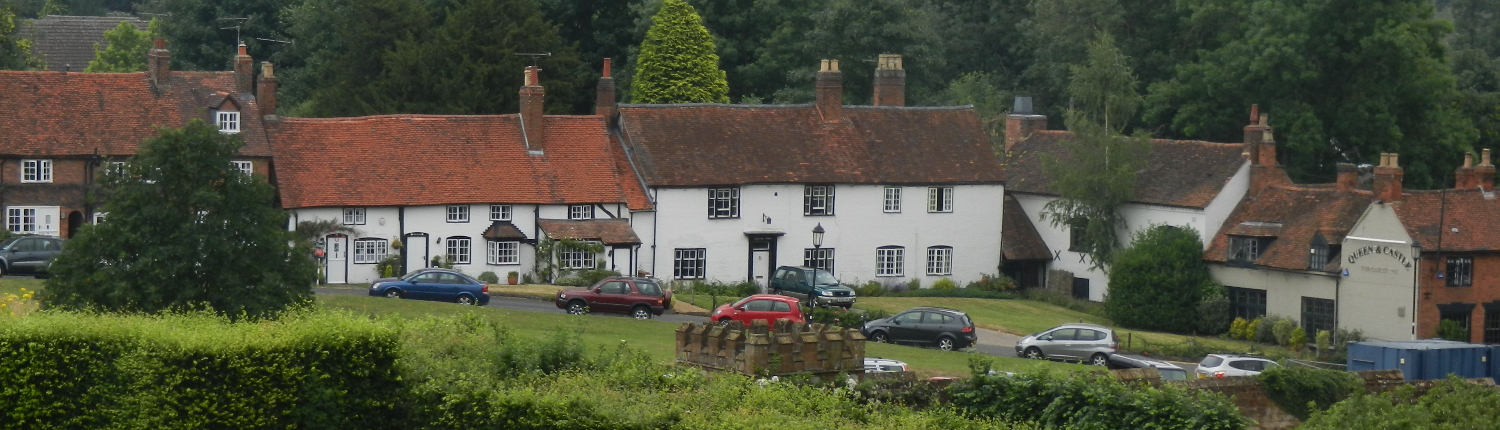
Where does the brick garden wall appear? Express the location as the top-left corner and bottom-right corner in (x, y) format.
(675, 319), (864, 378)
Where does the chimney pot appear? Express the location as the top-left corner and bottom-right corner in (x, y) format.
(238, 43), (246, 56)
(1484, 149), (1493, 167)
(1374, 153), (1405, 202)
(153, 37), (164, 50)
(1013, 97), (1034, 115)
(1464, 153), (1474, 168)
(596, 59), (617, 126)
(815, 59), (843, 122)
(602, 58), (612, 78)
(1005, 96), (1048, 153)
(234, 44), (254, 95)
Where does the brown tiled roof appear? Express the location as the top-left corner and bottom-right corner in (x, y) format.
(22, 15), (148, 72)
(615, 104), (1004, 186)
(1205, 185), (1375, 272)
(1394, 190), (1500, 252)
(269, 115), (648, 209)
(1004, 130), (1246, 208)
(1002, 195), (1051, 261)
(537, 218), (641, 245)
(609, 133), (654, 210)
(0, 70), (272, 157)
(481, 221), (528, 241)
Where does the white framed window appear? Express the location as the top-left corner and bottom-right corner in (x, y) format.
(926, 246), (953, 276)
(560, 241), (598, 269)
(93, 212), (107, 224)
(876, 246), (904, 277)
(674, 248), (706, 279)
(353, 239), (388, 264)
(231, 161), (253, 175)
(708, 188), (739, 218)
(490, 204), (513, 221)
(928, 187), (953, 213)
(446, 237), (471, 264)
(342, 208), (366, 225)
(804, 185), (834, 215)
(447, 205), (470, 223)
(569, 205), (594, 220)
(106, 161), (126, 177)
(21, 159), (52, 183)
(883, 187), (901, 213)
(487, 240), (520, 265)
(327, 236), (346, 261)
(217, 111), (240, 134)
(6, 206), (58, 236)
(804, 248), (834, 273)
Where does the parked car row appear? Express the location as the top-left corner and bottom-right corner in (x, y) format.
(1015, 323), (1119, 366)
(769, 265), (857, 308)
(553, 277), (672, 319)
(861, 307), (977, 351)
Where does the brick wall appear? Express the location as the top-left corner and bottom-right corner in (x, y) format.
(1418, 253), (1500, 342)
(1169, 369), (1484, 430)
(675, 319), (864, 378)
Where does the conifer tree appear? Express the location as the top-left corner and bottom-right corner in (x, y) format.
(630, 0), (729, 104)
(84, 19), (157, 73)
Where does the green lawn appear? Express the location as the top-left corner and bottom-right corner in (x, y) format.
(0, 278), (43, 297)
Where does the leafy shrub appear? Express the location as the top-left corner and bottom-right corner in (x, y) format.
(1328, 328), (1365, 363)
(1246, 319), (1260, 341)
(554, 269), (622, 287)
(1258, 365), (1365, 421)
(377, 255), (402, 278)
(1437, 319), (1469, 342)
(1196, 289), (1232, 335)
(853, 281), (885, 297)
(806, 306), (865, 329)
(522, 273), (534, 284)
(931, 277), (957, 290)
(1299, 376), (1500, 429)
(477, 271), (500, 284)
(907, 278), (921, 290)
(1273, 319), (1296, 347)
(1105, 225), (1216, 333)
(863, 308), (892, 322)
(1289, 327), (1307, 350)
(966, 273), (1016, 292)
(1315, 330), (1332, 358)
(1255, 315), (1293, 344)
(950, 365), (1249, 429)
(1230, 318), (1250, 340)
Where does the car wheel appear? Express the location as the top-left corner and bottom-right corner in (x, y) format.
(1090, 353), (1109, 367)
(567, 300), (588, 315)
(937, 337), (956, 352)
(717, 318), (734, 327)
(456, 295), (476, 306)
(384, 289), (402, 299)
(1025, 347), (1044, 360)
(0, 263), (8, 276)
(869, 331), (888, 343)
(631, 305), (652, 320)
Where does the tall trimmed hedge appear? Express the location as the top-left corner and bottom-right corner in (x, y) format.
(950, 368), (1249, 429)
(1106, 225), (1218, 333)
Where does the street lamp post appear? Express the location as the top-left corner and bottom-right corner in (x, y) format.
(812, 223), (825, 249)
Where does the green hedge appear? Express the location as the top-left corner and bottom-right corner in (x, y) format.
(1257, 365), (1365, 421)
(950, 366), (1249, 429)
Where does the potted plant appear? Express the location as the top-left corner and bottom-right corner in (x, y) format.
(507, 271), (520, 285)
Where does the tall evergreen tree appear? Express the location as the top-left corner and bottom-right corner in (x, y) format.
(144, 0), (298, 72)
(41, 120), (317, 318)
(630, 0), (727, 104)
(84, 18), (157, 73)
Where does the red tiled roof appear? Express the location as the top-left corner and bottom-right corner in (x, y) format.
(537, 218), (641, 245)
(609, 133), (654, 210)
(481, 221), (528, 241)
(1394, 190), (1500, 252)
(1205, 185), (1375, 272)
(0, 70), (272, 157)
(1002, 195), (1051, 261)
(1004, 130), (1246, 208)
(616, 104), (1004, 186)
(269, 115), (646, 209)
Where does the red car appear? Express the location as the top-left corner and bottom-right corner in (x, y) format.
(555, 277), (671, 319)
(712, 294), (805, 328)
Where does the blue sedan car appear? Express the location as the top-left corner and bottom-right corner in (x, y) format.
(368, 268), (491, 306)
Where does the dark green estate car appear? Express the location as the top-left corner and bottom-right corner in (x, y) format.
(768, 266), (855, 308)
(0, 236), (66, 277)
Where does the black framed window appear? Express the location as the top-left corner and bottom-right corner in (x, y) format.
(708, 188), (740, 219)
(1447, 257), (1474, 287)
(1229, 236), (1269, 264)
(804, 248), (834, 273)
(1309, 234), (1330, 270)
(673, 248), (706, 279)
(1486, 305), (1500, 345)
(1301, 297), (1336, 336)
(1068, 220), (1087, 252)
(804, 185), (835, 216)
(876, 246), (904, 276)
(927, 187), (953, 213)
(1227, 286), (1268, 321)
(445, 237), (471, 264)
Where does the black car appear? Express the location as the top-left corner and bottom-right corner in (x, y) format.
(768, 266), (856, 308)
(1108, 354), (1189, 381)
(0, 236), (66, 277)
(861, 307), (977, 351)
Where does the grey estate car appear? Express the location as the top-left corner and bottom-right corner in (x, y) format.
(1015, 323), (1119, 366)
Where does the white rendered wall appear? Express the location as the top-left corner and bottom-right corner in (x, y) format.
(1209, 265), (1337, 320)
(1339, 203), (1418, 341)
(649, 184), (1004, 287)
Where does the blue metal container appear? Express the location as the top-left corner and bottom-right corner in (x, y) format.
(1346, 340), (1491, 381)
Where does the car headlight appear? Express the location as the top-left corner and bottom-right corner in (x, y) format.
(559, 293), (567, 299)
(820, 290), (833, 296)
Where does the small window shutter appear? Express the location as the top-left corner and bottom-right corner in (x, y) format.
(929, 188), (938, 212)
(708, 189), (715, 217)
(804, 186), (812, 214)
(827, 186), (835, 215)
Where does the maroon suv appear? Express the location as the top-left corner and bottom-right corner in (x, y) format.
(554, 277), (672, 319)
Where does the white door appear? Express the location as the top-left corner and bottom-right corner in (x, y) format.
(405, 235), (429, 276)
(326, 235), (347, 284)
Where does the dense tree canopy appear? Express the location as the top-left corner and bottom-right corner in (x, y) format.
(0, 5), (41, 70)
(1105, 225), (1216, 333)
(40, 120), (316, 317)
(83, 18), (155, 72)
(630, 0), (727, 104)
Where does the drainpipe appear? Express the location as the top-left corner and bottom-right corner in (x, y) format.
(399, 207), (406, 275)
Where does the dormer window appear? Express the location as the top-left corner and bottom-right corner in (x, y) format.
(217, 111), (240, 134)
(1229, 236), (1269, 264)
(1308, 233), (1335, 271)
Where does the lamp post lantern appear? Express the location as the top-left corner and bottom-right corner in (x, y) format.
(812, 223), (825, 249)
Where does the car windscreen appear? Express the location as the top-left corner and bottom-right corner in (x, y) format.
(636, 281), (663, 296)
(812, 269), (838, 285)
(1199, 356), (1224, 368)
(731, 296), (755, 308)
(0, 237), (20, 250)
(1158, 369), (1189, 381)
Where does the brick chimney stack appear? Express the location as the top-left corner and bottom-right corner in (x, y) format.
(595, 58), (616, 127)
(257, 62), (278, 116)
(1455, 152), (1478, 189)
(519, 66), (546, 152)
(1243, 105), (1266, 165)
(147, 38), (170, 90)
(815, 59), (842, 122)
(872, 54), (905, 107)
(1004, 96), (1047, 153)
(234, 43), (253, 95)
(1474, 149), (1496, 189)
(1336, 163), (1358, 192)
(1373, 153), (1405, 202)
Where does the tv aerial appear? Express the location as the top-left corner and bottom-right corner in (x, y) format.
(217, 17), (250, 44)
(514, 52), (551, 67)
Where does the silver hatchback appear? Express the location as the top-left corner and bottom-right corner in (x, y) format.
(1015, 323), (1119, 366)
